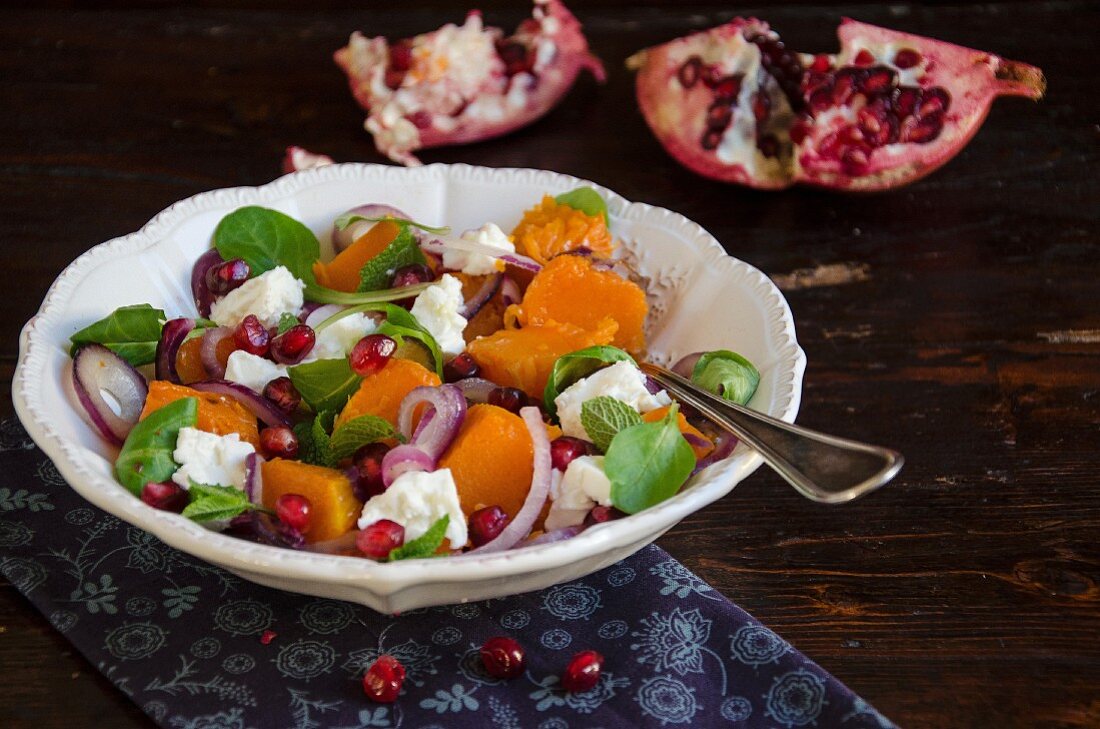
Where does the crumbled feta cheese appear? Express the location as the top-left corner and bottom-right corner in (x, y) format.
(545, 455), (612, 531)
(357, 468), (468, 546)
(209, 266), (305, 329)
(171, 427), (255, 491)
(410, 273), (467, 356)
(443, 223), (513, 275)
(554, 361), (672, 440)
(224, 350), (288, 394)
(305, 313), (377, 362)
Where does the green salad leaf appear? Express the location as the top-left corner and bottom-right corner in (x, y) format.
(329, 415), (402, 461)
(543, 345), (636, 418)
(554, 186), (609, 224)
(317, 303), (443, 377)
(70, 304), (166, 366)
(387, 515), (450, 561)
(606, 404), (696, 515)
(580, 396), (643, 453)
(214, 206), (320, 285)
(181, 482), (261, 522)
(691, 350), (760, 406)
(115, 397), (198, 495)
(276, 312), (300, 334)
(293, 410), (337, 467)
(288, 359), (362, 414)
(357, 225), (428, 292)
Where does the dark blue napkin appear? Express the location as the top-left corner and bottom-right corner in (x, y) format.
(0, 416), (894, 728)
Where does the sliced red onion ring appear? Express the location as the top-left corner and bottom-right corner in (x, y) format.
(200, 326), (233, 379)
(500, 276), (522, 306)
(333, 204), (415, 253)
(672, 352), (705, 378)
(304, 303), (345, 329)
(244, 452), (263, 505)
(380, 444), (437, 487)
(454, 377), (497, 404)
(190, 379), (291, 428)
(421, 236), (542, 273)
(693, 432), (737, 473)
(191, 248), (224, 318)
(466, 407), (552, 555)
(70, 344), (149, 447)
(395, 385), (467, 458)
(526, 524), (585, 546)
(460, 273), (502, 319)
(643, 374), (663, 395)
(155, 318), (196, 383)
(682, 432), (712, 451)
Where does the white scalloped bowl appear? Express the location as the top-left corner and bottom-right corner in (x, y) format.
(14, 163), (804, 613)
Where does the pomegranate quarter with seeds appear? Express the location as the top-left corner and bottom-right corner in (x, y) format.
(627, 17), (1045, 190)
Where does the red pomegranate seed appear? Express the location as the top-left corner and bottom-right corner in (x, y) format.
(757, 134), (780, 158)
(488, 387), (527, 414)
(443, 352), (480, 382)
(275, 493), (312, 533)
(789, 120), (809, 145)
(349, 334), (397, 377)
(270, 324), (315, 365)
(751, 92), (771, 122)
(677, 55), (702, 88)
(468, 505), (510, 547)
(233, 315), (270, 356)
(700, 64), (722, 88)
(900, 116), (944, 144)
(860, 67), (898, 95)
(140, 481), (188, 513)
(712, 74), (741, 101)
(497, 40), (533, 75)
(918, 87), (951, 117)
(389, 42), (412, 71)
(853, 49), (874, 67)
(260, 426), (299, 459)
(892, 86), (922, 118)
(561, 650), (603, 693)
(263, 376), (301, 413)
(705, 100), (733, 130)
(260, 629), (277, 645)
(390, 263), (434, 290)
(357, 520), (405, 560)
(407, 110), (433, 129)
(893, 48), (922, 69)
(352, 442), (391, 501)
(810, 53), (831, 73)
(700, 128), (723, 151)
(550, 436), (590, 471)
(831, 70), (861, 105)
(363, 655), (406, 703)
(384, 68), (405, 90)
(585, 505), (624, 525)
(841, 146), (871, 172)
(480, 636), (526, 679)
(205, 258), (250, 295)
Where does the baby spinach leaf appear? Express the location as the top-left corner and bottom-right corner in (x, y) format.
(293, 410), (337, 467)
(357, 225), (427, 292)
(606, 404), (696, 515)
(69, 304), (166, 366)
(387, 515), (450, 561)
(276, 312), (300, 334)
(329, 415), (401, 461)
(581, 396), (643, 453)
(334, 212), (450, 236)
(691, 350), (760, 406)
(554, 186), (608, 224)
(182, 482), (260, 522)
(288, 358), (362, 414)
(115, 397), (198, 495)
(303, 281), (432, 306)
(214, 206), (320, 285)
(543, 345), (636, 417)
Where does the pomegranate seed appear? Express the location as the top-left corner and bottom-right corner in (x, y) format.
(263, 376), (301, 413)
(357, 519), (405, 560)
(389, 42), (412, 71)
(893, 48), (922, 69)
(677, 55), (702, 88)
(349, 334), (397, 377)
(860, 67), (898, 95)
(274, 493), (312, 533)
(892, 86), (921, 118)
(585, 505), (624, 525)
(468, 505), (510, 547)
(810, 54), (831, 73)
(480, 636), (526, 679)
(352, 442), (391, 500)
(443, 352), (480, 382)
(260, 629), (277, 645)
(233, 315), (270, 356)
(705, 100), (733, 130)
(751, 92), (771, 122)
(789, 120), (810, 145)
(260, 426), (299, 459)
(561, 650), (603, 693)
(841, 146), (871, 172)
(384, 68), (405, 90)
(831, 69), (862, 106)
(205, 258), (250, 295)
(757, 134), (780, 158)
(711, 74), (741, 101)
(363, 655), (406, 703)
(918, 87), (951, 117)
(391, 263), (434, 289)
(140, 481), (188, 513)
(407, 110), (432, 129)
(488, 387), (527, 414)
(497, 40), (533, 75)
(700, 64), (722, 88)
(270, 324), (315, 365)
(900, 116), (944, 144)
(700, 128), (722, 151)
(853, 49), (875, 67)
(550, 436), (590, 471)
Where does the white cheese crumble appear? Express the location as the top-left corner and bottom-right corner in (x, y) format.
(410, 273), (468, 356)
(305, 312), (377, 362)
(554, 360), (672, 441)
(209, 265), (305, 329)
(544, 455), (612, 531)
(443, 223), (513, 275)
(171, 427), (255, 491)
(357, 467), (468, 547)
(224, 350), (288, 394)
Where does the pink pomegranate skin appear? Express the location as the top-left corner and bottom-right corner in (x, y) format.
(628, 18), (1045, 191)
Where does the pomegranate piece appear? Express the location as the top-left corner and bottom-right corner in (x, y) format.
(263, 376), (302, 414)
(334, 0), (604, 166)
(443, 352), (480, 382)
(363, 654), (406, 703)
(274, 493), (312, 534)
(140, 481), (189, 513)
(352, 442), (391, 501)
(233, 315), (270, 357)
(270, 324), (316, 365)
(205, 258), (250, 296)
(358, 519), (405, 559)
(628, 18), (1045, 191)
(480, 636), (526, 679)
(550, 436), (590, 471)
(349, 334), (397, 377)
(561, 649), (603, 693)
(488, 386), (528, 414)
(468, 505), (510, 547)
(260, 426), (300, 459)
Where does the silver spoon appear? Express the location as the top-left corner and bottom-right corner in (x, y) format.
(640, 363), (903, 503)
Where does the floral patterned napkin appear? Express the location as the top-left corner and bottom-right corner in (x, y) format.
(0, 417), (895, 728)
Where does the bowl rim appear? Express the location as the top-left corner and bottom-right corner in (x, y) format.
(13, 162), (805, 597)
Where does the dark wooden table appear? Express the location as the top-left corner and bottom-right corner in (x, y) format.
(3, 1), (1098, 726)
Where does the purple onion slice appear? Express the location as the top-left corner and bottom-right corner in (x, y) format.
(244, 452), (264, 505)
(155, 318), (196, 383)
(191, 248), (224, 318)
(460, 273), (502, 319)
(671, 352), (705, 378)
(420, 237), (542, 273)
(200, 326), (233, 379)
(395, 384), (467, 459)
(333, 204), (416, 253)
(693, 431), (738, 473)
(226, 511), (304, 549)
(526, 524), (585, 546)
(380, 444), (437, 487)
(70, 344), (149, 447)
(500, 276), (522, 307)
(190, 379), (291, 428)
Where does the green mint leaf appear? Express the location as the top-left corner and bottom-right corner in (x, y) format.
(607, 404), (696, 515)
(329, 415), (402, 461)
(334, 212), (450, 235)
(288, 358), (362, 414)
(115, 397), (198, 495)
(691, 350), (760, 406)
(387, 515), (450, 561)
(554, 186), (608, 224)
(543, 345), (636, 418)
(214, 206), (320, 285)
(294, 411), (337, 467)
(181, 482), (257, 522)
(580, 396), (643, 453)
(357, 225), (427, 293)
(70, 303), (167, 366)
(277, 312), (300, 334)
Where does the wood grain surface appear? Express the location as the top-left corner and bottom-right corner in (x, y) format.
(2, 1), (1098, 727)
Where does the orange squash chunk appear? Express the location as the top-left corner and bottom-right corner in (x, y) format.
(438, 404), (533, 519)
(336, 357), (441, 429)
(466, 318), (618, 399)
(313, 219), (401, 293)
(175, 337), (208, 384)
(140, 381), (260, 448)
(512, 255), (648, 354)
(261, 459), (362, 543)
(453, 272), (508, 341)
(642, 405), (714, 460)
(511, 195), (615, 266)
